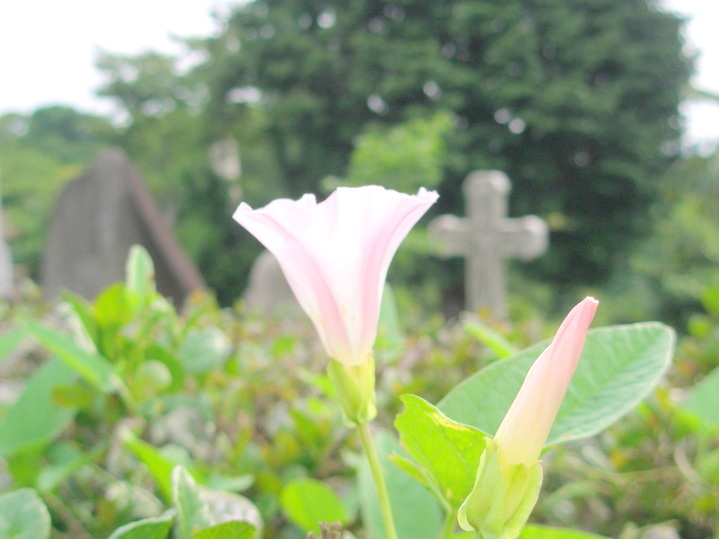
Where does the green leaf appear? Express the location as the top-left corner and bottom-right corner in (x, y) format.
(393, 395), (487, 510)
(358, 430), (443, 539)
(173, 466), (213, 539)
(439, 323), (675, 446)
(191, 521), (255, 539)
(94, 283), (140, 328)
(22, 319), (119, 393)
(178, 327), (231, 375)
(122, 429), (179, 502)
(462, 319), (518, 359)
(0, 359), (77, 457)
(520, 524), (609, 538)
(0, 329), (25, 365)
(126, 244), (156, 298)
(37, 443), (104, 493)
(0, 488), (51, 539)
(107, 513), (174, 539)
(680, 366), (719, 433)
(280, 478), (346, 535)
(60, 292), (98, 346)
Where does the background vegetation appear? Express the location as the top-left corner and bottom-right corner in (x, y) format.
(1, 1), (718, 535)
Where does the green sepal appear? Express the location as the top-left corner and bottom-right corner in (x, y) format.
(457, 439), (543, 539)
(326, 355), (377, 426)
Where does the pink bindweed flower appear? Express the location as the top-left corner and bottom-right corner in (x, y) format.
(494, 296), (599, 467)
(233, 185), (438, 368)
(459, 297), (599, 537)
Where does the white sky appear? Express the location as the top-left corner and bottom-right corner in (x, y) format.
(0, 0), (717, 147)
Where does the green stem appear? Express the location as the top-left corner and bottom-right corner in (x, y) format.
(358, 422), (397, 539)
(441, 509), (456, 539)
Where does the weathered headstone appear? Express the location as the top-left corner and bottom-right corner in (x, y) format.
(243, 250), (304, 319)
(429, 170), (548, 318)
(41, 148), (204, 304)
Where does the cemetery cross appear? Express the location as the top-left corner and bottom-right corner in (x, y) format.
(429, 170), (548, 318)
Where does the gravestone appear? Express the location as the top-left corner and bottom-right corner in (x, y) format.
(243, 250), (304, 319)
(41, 148), (204, 304)
(429, 170), (548, 318)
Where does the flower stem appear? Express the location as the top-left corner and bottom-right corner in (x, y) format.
(441, 509), (456, 539)
(358, 422), (397, 539)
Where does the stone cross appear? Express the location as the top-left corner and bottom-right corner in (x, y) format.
(429, 170), (548, 318)
(41, 148), (204, 304)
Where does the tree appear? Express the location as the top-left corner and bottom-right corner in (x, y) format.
(0, 107), (116, 277)
(193, 0), (692, 288)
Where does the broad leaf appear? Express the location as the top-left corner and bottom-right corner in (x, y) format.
(439, 323), (675, 446)
(393, 394), (487, 509)
(0, 488), (51, 539)
(23, 319), (119, 393)
(0, 359), (76, 456)
(173, 466), (213, 539)
(358, 429), (443, 539)
(108, 513), (174, 539)
(280, 478), (346, 535)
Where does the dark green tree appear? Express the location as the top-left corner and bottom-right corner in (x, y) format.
(193, 0), (692, 288)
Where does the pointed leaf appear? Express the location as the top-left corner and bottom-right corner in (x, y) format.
(126, 245), (156, 298)
(439, 323), (674, 446)
(173, 466), (213, 539)
(394, 394), (487, 509)
(122, 429), (179, 502)
(23, 319), (119, 393)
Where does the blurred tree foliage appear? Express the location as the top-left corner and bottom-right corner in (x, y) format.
(192, 0), (691, 290)
(0, 107), (115, 277)
(629, 151), (719, 325)
(1, 0), (693, 308)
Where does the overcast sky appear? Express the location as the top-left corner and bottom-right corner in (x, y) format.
(0, 0), (717, 147)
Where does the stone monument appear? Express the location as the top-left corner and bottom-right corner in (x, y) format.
(243, 250), (305, 319)
(41, 148), (204, 304)
(429, 170), (548, 318)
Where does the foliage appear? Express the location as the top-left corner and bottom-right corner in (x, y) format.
(0, 246), (703, 538)
(0, 106), (115, 277)
(625, 151), (719, 326)
(192, 0), (692, 289)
